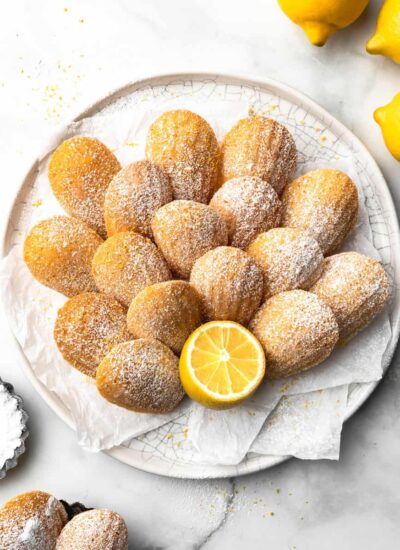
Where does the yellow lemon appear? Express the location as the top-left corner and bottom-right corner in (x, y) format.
(278, 0), (369, 46)
(179, 321), (266, 409)
(374, 93), (400, 160)
(367, 0), (400, 63)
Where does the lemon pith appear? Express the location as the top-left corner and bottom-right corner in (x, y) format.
(179, 321), (266, 410)
(367, 0), (400, 63)
(278, 0), (369, 46)
(374, 93), (400, 160)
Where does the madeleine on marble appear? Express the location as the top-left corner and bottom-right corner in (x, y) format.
(151, 200), (228, 279)
(190, 246), (264, 325)
(209, 176), (282, 249)
(146, 110), (219, 203)
(310, 251), (390, 344)
(56, 509), (128, 550)
(0, 491), (67, 549)
(219, 116), (297, 194)
(104, 160), (172, 238)
(247, 228), (324, 299)
(281, 168), (358, 255)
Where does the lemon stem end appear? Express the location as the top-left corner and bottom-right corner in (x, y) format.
(302, 22), (335, 47)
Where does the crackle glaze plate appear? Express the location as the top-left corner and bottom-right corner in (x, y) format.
(3, 73), (400, 479)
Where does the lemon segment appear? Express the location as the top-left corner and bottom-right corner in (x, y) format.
(374, 93), (400, 160)
(278, 0), (369, 47)
(179, 321), (266, 409)
(366, 0), (400, 63)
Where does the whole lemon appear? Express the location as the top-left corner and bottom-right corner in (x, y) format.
(374, 93), (400, 160)
(367, 0), (400, 63)
(278, 0), (369, 46)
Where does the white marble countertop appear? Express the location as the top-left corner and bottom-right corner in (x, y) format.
(1, 1), (400, 548)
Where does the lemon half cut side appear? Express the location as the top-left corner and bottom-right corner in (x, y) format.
(179, 321), (266, 410)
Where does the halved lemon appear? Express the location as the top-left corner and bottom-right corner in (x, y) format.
(179, 321), (266, 409)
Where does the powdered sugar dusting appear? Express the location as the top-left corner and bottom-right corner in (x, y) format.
(210, 176), (282, 249)
(127, 281), (202, 354)
(247, 228), (324, 299)
(19, 517), (40, 543)
(97, 339), (184, 414)
(190, 246), (263, 325)
(311, 251), (390, 344)
(146, 110), (219, 203)
(48, 136), (121, 238)
(56, 509), (128, 550)
(250, 290), (339, 378)
(92, 231), (171, 307)
(54, 292), (131, 377)
(219, 116), (297, 194)
(23, 216), (103, 297)
(0, 492), (67, 549)
(152, 200), (228, 279)
(104, 160), (172, 238)
(281, 168), (359, 255)
(0, 385), (24, 470)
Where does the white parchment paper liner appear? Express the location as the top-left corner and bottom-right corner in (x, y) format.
(0, 99), (392, 462)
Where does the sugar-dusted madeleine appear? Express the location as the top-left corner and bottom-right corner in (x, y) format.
(127, 281), (202, 354)
(219, 116), (297, 194)
(104, 160), (172, 238)
(56, 509), (128, 550)
(54, 292), (131, 377)
(209, 176), (282, 249)
(146, 110), (219, 203)
(48, 137), (121, 238)
(247, 228), (324, 300)
(281, 168), (358, 255)
(151, 200), (228, 279)
(250, 290), (339, 378)
(23, 216), (103, 297)
(190, 246), (264, 325)
(0, 491), (67, 550)
(310, 252), (390, 344)
(96, 339), (185, 413)
(92, 231), (171, 307)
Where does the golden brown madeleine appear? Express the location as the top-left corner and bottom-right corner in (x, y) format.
(281, 168), (359, 255)
(249, 290), (338, 379)
(0, 491), (67, 549)
(310, 252), (390, 344)
(190, 247), (263, 325)
(54, 292), (131, 377)
(209, 176), (282, 249)
(96, 339), (185, 413)
(151, 200), (228, 279)
(145, 110), (219, 203)
(48, 137), (121, 238)
(92, 231), (171, 307)
(24, 216), (103, 297)
(56, 509), (128, 550)
(247, 228), (324, 300)
(127, 281), (202, 354)
(219, 116), (297, 194)
(104, 160), (173, 238)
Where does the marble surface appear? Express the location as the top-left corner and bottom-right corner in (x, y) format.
(1, 1), (400, 548)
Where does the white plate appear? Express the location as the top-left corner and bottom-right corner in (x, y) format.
(3, 73), (400, 479)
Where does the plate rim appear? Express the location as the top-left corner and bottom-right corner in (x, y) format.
(3, 71), (400, 479)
